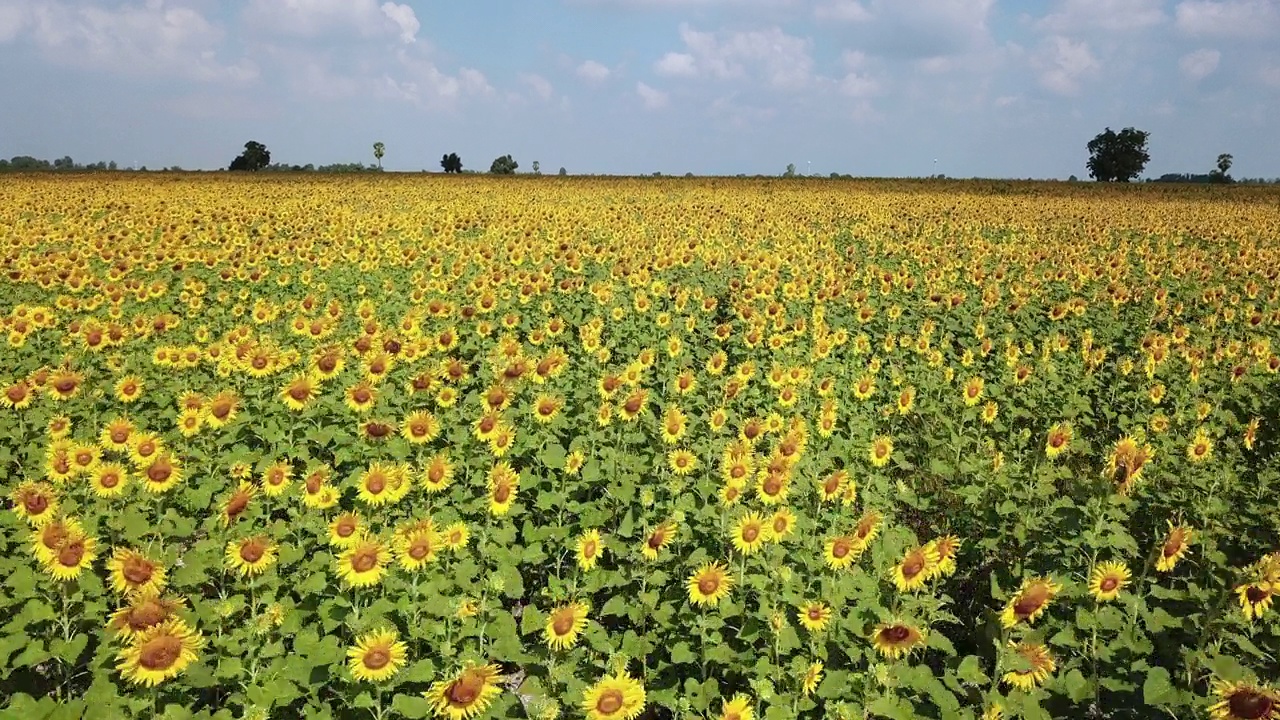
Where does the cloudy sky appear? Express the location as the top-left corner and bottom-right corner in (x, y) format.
(1, 0), (1277, 178)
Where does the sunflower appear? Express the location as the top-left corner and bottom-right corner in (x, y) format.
(329, 512), (365, 548)
(225, 536), (278, 577)
(279, 372), (320, 411)
(532, 395), (564, 424)
(1156, 521), (1194, 572)
(767, 507), (796, 541)
(731, 512), (768, 555)
(174, 408), (204, 438)
(1088, 561), (1131, 602)
(421, 452), (455, 493)
(825, 535), (864, 570)
(961, 376), (984, 406)
(1045, 422), (1072, 459)
(336, 538), (389, 588)
(853, 510), (882, 545)
(756, 469), (790, 505)
(44, 529), (98, 581)
(204, 390), (240, 428)
(300, 466), (330, 508)
(47, 414), (73, 439)
(347, 629), (408, 683)
(816, 470), (848, 503)
(577, 529), (604, 571)
(870, 621), (926, 660)
(488, 462), (519, 516)
(90, 462), (129, 498)
(660, 406), (687, 444)
(1186, 427), (1214, 463)
(1, 380), (34, 409)
(687, 562), (734, 606)
(45, 440), (76, 482)
(801, 661), (823, 696)
(345, 381), (379, 413)
(869, 435), (893, 468)
(719, 694), (754, 720)
(356, 462), (402, 506)
(32, 518), (81, 565)
(1002, 642), (1056, 690)
(140, 453), (183, 494)
(9, 481), (59, 526)
(894, 544), (941, 592)
(926, 535), (961, 577)
(1001, 577), (1062, 628)
(261, 462), (292, 497)
(47, 368), (84, 401)
(1237, 582), (1274, 622)
(668, 448), (698, 476)
(426, 663), (503, 720)
(1209, 680), (1279, 720)
(473, 412), (503, 442)
(1107, 435), (1153, 494)
(108, 548), (167, 596)
(403, 410), (441, 444)
(545, 601), (589, 650)
(442, 522), (470, 551)
(108, 591), (185, 639)
(397, 527), (440, 570)
(641, 520), (677, 561)
(798, 602), (832, 632)
(116, 618), (202, 687)
(582, 672), (646, 720)
(99, 417), (135, 452)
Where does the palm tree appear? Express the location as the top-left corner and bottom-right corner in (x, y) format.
(373, 142), (385, 170)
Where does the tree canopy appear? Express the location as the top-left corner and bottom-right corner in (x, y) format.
(489, 155), (518, 174)
(229, 141), (271, 172)
(1086, 127), (1150, 182)
(440, 153), (463, 173)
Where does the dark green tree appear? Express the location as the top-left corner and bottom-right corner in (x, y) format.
(1086, 127), (1150, 182)
(489, 155), (518, 174)
(373, 142), (385, 169)
(440, 153), (463, 173)
(1210, 153), (1233, 183)
(229, 141), (271, 171)
(558, 167), (567, 176)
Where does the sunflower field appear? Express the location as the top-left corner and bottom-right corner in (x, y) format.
(2, 174), (1279, 720)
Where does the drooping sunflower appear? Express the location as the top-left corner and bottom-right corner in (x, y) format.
(927, 535), (961, 578)
(894, 544), (941, 592)
(336, 538), (389, 588)
(108, 547), (167, 596)
(1088, 561), (1131, 602)
(801, 661), (823, 696)
(426, 663), (504, 720)
(1156, 521), (1194, 572)
(1209, 680), (1279, 720)
(577, 529), (604, 571)
(641, 520), (677, 561)
(347, 628), (408, 683)
(1002, 642), (1056, 690)
(1237, 582), (1275, 622)
(719, 694), (754, 720)
(225, 536), (278, 577)
(1001, 577), (1062, 628)
(797, 602), (832, 632)
(581, 672), (646, 720)
(544, 601), (589, 650)
(107, 591), (185, 639)
(868, 435), (893, 468)
(870, 621), (926, 660)
(43, 529), (98, 581)
(9, 481), (59, 526)
(90, 462), (130, 498)
(687, 562), (734, 606)
(116, 618), (202, 687)
(731, 512), (768, 555)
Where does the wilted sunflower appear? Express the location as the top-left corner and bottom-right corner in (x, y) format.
(108, 547), (167, 596)
(116, 618), (202, 687)
(426, 663), (503, 720)
(582, 672), (646, 720)
(1089, 561), (1131, 602)
(1156, 521), (1194, 572)
(9, 481), (59, 526)
(870, 621), (926, 660)
(894, 544), (941, 592)
(347, 628), (407, 683)
(225, 536), (277, 577)
(336, 538), (389, 588)
(1209, 680), (1279, 720)
(798, 602), (832, 632)
(107, 591), (185, 639)
(731, 512), (768, 555)
(1001, 577), (1062, 628)
(577, 529), (604, 571)
(1002, 642), (1056, 690)
(687, 562), (733, 606)
(544, 601), (589, 650)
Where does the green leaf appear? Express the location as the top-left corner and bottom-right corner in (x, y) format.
(392, 694), (434, 719)
(867, 694), (916, 720)
(1143, 667), (1176, 706)
(670, 642), (697, 665)
(956, 655), (989, 685)
(1062, 669), (1091, 702)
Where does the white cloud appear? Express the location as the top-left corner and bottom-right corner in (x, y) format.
(1033, 35), (1100, 95)
(837, 51), (878, 97)
(0, 0), (257, 84)
(653, 23), (814, 90)
(635, 81), (669, 109)
(520, 72), (554, 101)
(575, 59), (611, 82)
(244, 0), (421, 43)
(1175, 0), (1280, 38)
(1036, 0), (1165, 32)
(1179, 48), (1221, 80)
(814, 1), (871, 22)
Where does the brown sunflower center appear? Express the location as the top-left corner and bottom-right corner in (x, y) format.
(1162, 531), (1186, 558)
(128, 600), (168, 630)
(5, 385), (27, 402)
(773, 517), (788, 533)
(363, 648), (391, 670)
(901, 555), (925, 580)
(1100, 577), (1119, 592)
(23, 492), (49, 514)
(366, 423), (391, 438)
(1228, 690), (1274, 720)
(623, 397), (642, 414)
(698, 575), (720, 595)
(1013, 586), (1049, 618)
(54, 378), (77, 393)
(111, 428), (129, 443)
(57, 539), (86, 567)
(479, 417), (497, 433)
(582, 540), (597, 558)
(353, 388), (371, 403)
(647, 531), (666, 549)
(306, 474), (323, 493)
(1246, 586), (1270, 604)
(43, 525), (69, 549)
(596, 689), (625, 715)
(808, 607), (824, 620)
(551, 608), (577, 635)
(289, 384), (310, 401)
(318, 355), (337, 373)
(823, 475), (841, 495)
(409, 538), (431, 560)
(351, 548), (379, 572)
(493, 484), (511, 503)
(239, 539), (267, 563)
(147, 461), (172, 483)
(741, 524), (760, 543)
(832, 539), (851, 559)
(336, 518), (357, 537)
(99, 471), (120, 489)
(881, 625), (910, 643)
(210, 400), (231, 419)
(447, 674), (483, 705)
(138, 635), (183, 670)
(122, 557), (155, 584)
(225, 493), (249, 519)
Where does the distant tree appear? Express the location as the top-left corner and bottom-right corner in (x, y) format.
(532, 160), (541, 175)
(229, 141), (271, 171)
(1068, 174), (1079, 182)
(489, 155), (518, 174)
(685, 172), (694, 177)
(1209, 153), (1233, 183)
(558, 167), (567, 176)
(440, 153), (463, 173)
(1086, 127), (1149, 182)
(108, 161), (118, 171)
(373, 142), (385, 169)
(783, 163), (797, 178)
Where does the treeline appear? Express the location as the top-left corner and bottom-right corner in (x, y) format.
(258, 163), (383, 173)
(1149, 173), (1280, 184)
(1, 156), (121, 172)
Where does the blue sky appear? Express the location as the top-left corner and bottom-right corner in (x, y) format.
(1, 0), (1277, 178)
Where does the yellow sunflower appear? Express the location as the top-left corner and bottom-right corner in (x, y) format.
(280, 372), (320, 411)
(1088, 561), (1131, 602)
(719, 694), (754, 720)
(767, 507), (796, 542)
(107, 591), (185, 640)
(1209, 680), (1279, 720)
(868, 435), (893, 468)
(488, 462), (519, 516)
(544, 601), (589, 650)
(442, 522), (470, 551)
(347, 628), (408, 683)
(668, 448), (698, 476)
(1237, 582), (1274, 622)
(581, 672), (646, 720)
(141, 453), (183, 494)
(1156, 521), (1194, 572)
(116, 618), (203, 687)
(641, 521), (677, 561)
(402, 410), (442, 444)
(1001, 577), (1062, 628)
(1045, 422), (1072, 459)
(397, 527), (440, 571)
(336, 538), (388, 588)
(43, 529), (98, 581)
(422, 452), (454, 493)
(687, 562), (734, 607)
(801, 661), (823, 696)
(9, 481), (59, 526)
(893, 544), (941, 592)
(225, 536), (278, 577)
(730, 512), (768, 555)
(426, 663), (504, 720)
(108, 548), (167, 596)
(577, 529), (604, 571)
(797, 602), (832, 633)
(1186, 427), (1214, 463)
(1002, 642), (1056, 690)
(870, 621), (926, 660)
